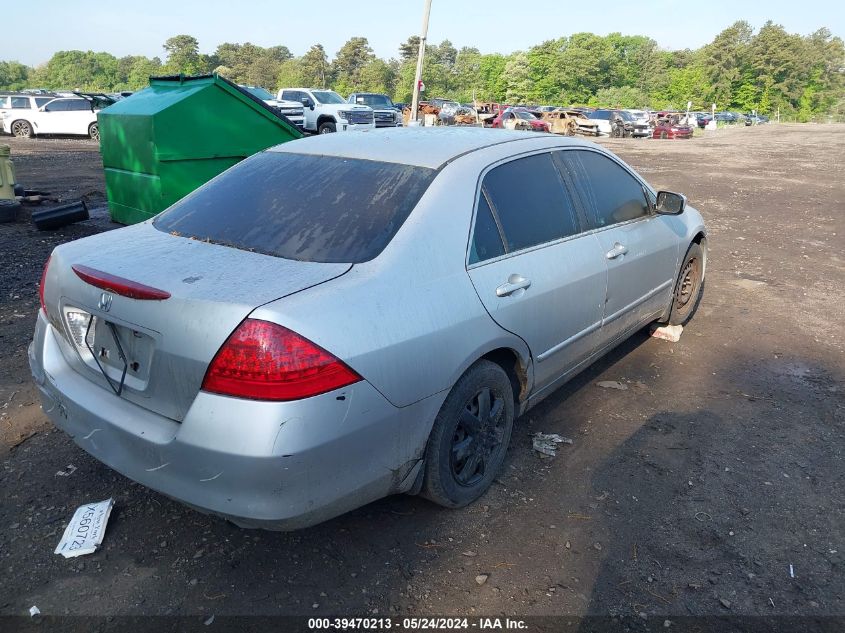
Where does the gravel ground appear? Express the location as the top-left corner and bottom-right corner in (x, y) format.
(0, 126), (842, 627)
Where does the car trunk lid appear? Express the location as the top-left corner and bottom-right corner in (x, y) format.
(43, 222), (351, 421)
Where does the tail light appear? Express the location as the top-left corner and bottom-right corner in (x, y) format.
(201, 319), (362, 401)
(39, 256), (51, 315)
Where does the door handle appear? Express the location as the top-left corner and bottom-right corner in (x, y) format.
(496, 275), (532, 297)
(606, 242), (628, 259)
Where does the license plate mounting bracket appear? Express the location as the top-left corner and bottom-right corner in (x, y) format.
(84, 316), (128, 396)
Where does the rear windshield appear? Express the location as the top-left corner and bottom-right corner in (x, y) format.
(154, 152), (437, 263)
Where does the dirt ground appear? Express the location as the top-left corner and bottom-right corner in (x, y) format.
(0, 126), (842, 627)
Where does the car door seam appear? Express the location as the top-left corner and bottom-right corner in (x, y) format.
(481, 185), (510, 255)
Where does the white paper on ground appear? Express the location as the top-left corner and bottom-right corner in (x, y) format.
(54, 498), (114, 558)
(651, 324), (684, 342)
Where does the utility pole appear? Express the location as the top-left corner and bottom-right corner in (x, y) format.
(409, 0), (433, 126)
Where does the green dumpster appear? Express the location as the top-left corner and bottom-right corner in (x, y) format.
(99, 73), (303, 225)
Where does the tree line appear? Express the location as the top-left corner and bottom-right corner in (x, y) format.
(1, 21), (842, 120)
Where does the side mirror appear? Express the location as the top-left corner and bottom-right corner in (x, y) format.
(301, 97), (314, 110)
(655, 191), (686, 215)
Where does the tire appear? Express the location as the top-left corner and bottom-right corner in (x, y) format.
(668, 242), (705, 325)
(0, 199), (21, 223)
(88, 122), (99, 142)
(10, 120), (33, 138)
(422, 360), (515, 508)
(318, 121), (336, 134)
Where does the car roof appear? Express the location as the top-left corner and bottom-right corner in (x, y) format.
(0, 92), (54, 98)
(269, 127), (588, 170)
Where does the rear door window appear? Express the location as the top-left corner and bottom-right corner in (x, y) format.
(154, 152), (437, 263)
(481, 152), (580, 253)
(45, 100), (69, 111)
(10, 97), (30, 109)
(570, 150), (650, 228)
(469, 193), (505, 264)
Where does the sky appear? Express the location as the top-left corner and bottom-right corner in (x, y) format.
(4, 0), (844, 66)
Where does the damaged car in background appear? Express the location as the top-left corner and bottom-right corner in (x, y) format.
(538, 109), (601, 136)
(653, 116), (693, 139)
(31, 128), (706, 530)
(490, 108), (550, 132)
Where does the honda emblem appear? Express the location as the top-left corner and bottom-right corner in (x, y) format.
(98, 292), (113, 312)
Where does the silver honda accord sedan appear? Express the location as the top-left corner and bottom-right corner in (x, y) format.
(30, 128), (706, 529)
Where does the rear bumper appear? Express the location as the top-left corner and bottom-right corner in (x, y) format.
(29, 313), (442, 530)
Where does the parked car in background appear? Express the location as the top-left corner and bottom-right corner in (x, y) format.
(714, 112), (738, 123)
(490, 108), (550, 132)
(1, 92), (57, 135)
(588, 109), (643, 138)
(278, 88), (374, 134)
(428, 98), (462, 125)
(31, 128), (706, 530)
(5, 93), (114, 140)
(587, 109), (619, 136)
(538, 109), (600, 136)
(652, 118), (693, 139)
(616, 110), (650, 138)
(744, 113), (768, 125)
(427, 97), (456, 110)
(626, 110), (653, 136)
(239, 86), (305, 128)
(347, 93), (402, 128)
(695, 113), (713, 129)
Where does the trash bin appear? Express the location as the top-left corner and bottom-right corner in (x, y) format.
(99, 73), (303, 225)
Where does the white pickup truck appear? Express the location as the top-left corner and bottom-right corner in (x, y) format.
(277, 88), (374, 134)
(239, 86), (305, 129)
